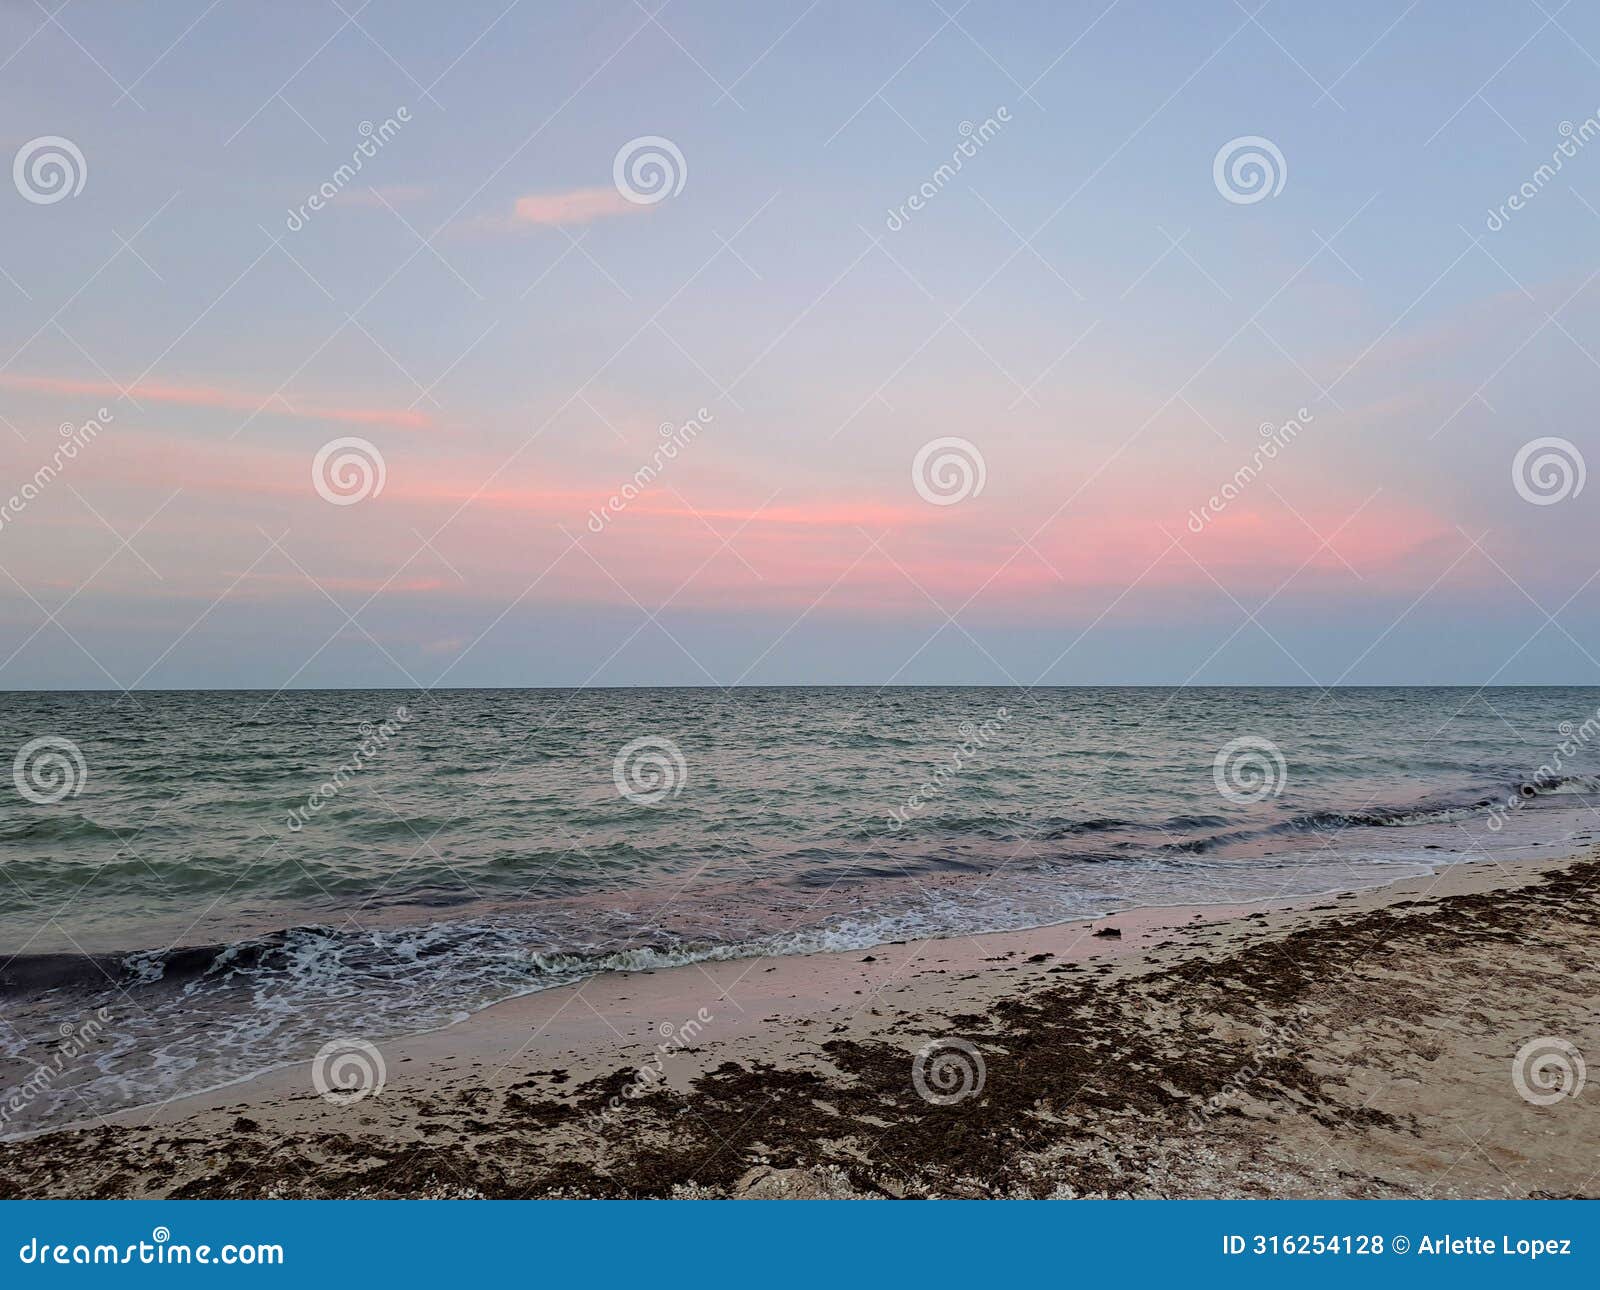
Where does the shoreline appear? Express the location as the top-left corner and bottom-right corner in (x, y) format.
(46, 869), (1427, 1137)
(4, 849), (1597, 1198)
(12, 852), (1464, 1140)
(9, 889), (1294, 1147)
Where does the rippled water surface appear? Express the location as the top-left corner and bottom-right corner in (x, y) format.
(3, 685), (1599, 1133)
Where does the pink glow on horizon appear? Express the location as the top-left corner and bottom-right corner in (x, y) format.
(13, 411), (1477, 619)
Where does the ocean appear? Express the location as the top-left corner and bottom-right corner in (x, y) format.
(2, 685), (1598, 1135)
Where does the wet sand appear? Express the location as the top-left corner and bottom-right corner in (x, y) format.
(3, 851), (1597, 1199)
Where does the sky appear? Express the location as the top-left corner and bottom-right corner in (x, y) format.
(1, 0), (1599, 689)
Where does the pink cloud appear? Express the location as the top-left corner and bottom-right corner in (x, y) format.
(0, 374), (434, 430)
(510, 187), (641, 228)
(15, 414), (1476, 619)
(1174, 505), (1453, 585)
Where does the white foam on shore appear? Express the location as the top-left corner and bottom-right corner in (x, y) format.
(4, 794), (1596, 1142)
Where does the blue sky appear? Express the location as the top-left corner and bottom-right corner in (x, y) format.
(1, 1), (1599, 688)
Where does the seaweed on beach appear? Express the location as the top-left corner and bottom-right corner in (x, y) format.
(3, 856), (1596, 1199)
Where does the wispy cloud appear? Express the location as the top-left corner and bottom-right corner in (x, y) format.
(509, 186), (643, 228)
(0, 374), (434, 430)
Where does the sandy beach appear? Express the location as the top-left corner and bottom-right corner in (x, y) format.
(3, 848), (1595, 1200)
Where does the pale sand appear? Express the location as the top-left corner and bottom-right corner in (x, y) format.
(4, 851), (1597, 1198)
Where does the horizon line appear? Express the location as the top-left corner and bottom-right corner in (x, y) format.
(3, 682), (1598, 696)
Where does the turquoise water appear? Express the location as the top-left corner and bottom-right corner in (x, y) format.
(2, 685), (1598, 1132)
